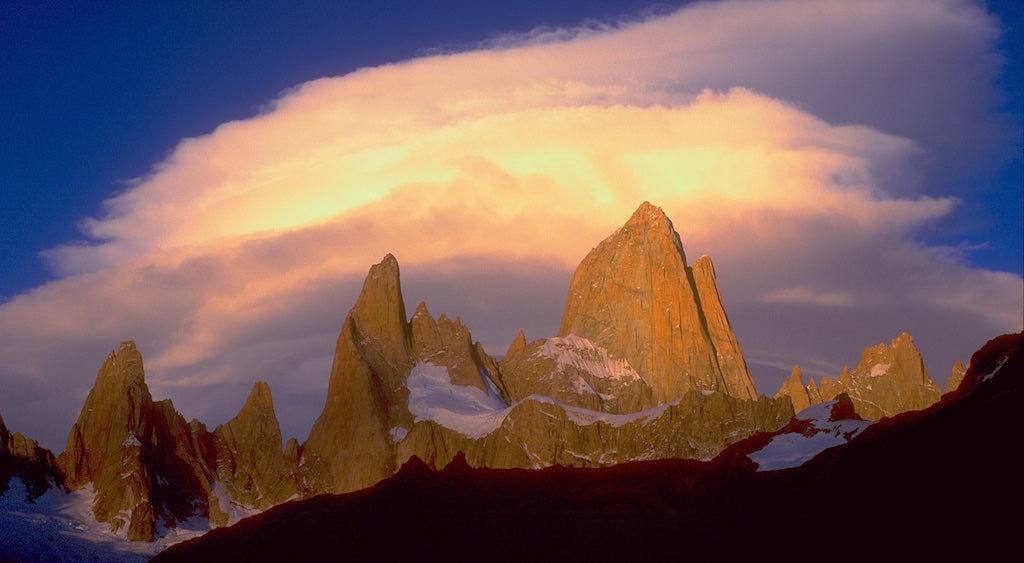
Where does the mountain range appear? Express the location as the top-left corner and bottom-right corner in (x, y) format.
(153, 331), (1024, 561)
(0, 202), (992, 558)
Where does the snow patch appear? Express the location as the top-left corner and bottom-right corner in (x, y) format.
(389, 426), (409, 442)
(748, 401), (873, 471)
(406, 362), (509, 438)
(537, 335), (641, 380)
(210, 482), (260, 527)
(122, 433), (142, 448)
(981, 356), (1009, 382)
(525, 395), (675, 427)
(869, 363), (890, 377)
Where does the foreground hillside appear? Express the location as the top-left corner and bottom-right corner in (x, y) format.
(156, 333), (1022, 561)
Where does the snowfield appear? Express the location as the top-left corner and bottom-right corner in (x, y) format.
(405, 362), (510, 438)
(537, 335), (642, 380)
(747, 401), (873, 471)
(404, 361), (680, 439)
(0, 478), (207, 561)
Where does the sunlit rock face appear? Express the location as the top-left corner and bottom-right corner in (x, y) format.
(307, 203), (790, 491)
(558, 202), (758, 404)
(945, 359), (966, 394)
(210, 381), (299, 525)
(776, 332), (942, 419)
(774, 366), (811, 413)
(54, 342), (300, 539)
(498, 331), (655, 414)
(298, 256), (409, 495)
(299, 255), (501, 495)
(56, 342), (213, 541)
(42, 202), (798, 536)
(395, 391), (792, 471)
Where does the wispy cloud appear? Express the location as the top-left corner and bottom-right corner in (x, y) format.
(1, 0), (1019, 449)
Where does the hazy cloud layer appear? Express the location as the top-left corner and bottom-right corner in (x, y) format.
(1, 0), (1020, 449)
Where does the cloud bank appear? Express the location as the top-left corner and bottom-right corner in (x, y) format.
(2, 0), (1020, 449)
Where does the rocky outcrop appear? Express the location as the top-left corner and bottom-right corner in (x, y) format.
(556, 202), (757, 404)
(300, 255), (412, 494)
(774, 366), (811, 413)
(35, 202), (978, 547)
(395, 391), (793, 471)
(54, 342), (302, 540)
(498, 332), (654, 413)
(56, 341), (215, 541)
(411, 302), (505, 396)
(300, 255), (502, 495)
(945, 359), (966, 394)
(301, 204), (793, 495)
(211, 381), (299, 525)
(0, 415), (62, 502)
(776, 332), (941, 419)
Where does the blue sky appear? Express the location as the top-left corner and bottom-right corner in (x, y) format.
(1, 0), (1021, 449)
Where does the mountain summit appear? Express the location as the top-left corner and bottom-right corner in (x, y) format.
(559, 201), (757, 402)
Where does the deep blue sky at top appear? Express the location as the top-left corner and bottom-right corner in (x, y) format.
(1, 0), (1021, 303)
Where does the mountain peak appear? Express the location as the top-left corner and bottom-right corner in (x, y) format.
(892, 331), (914, 348)
(775, 365), (811, 412)
(611, 202), (687, 263)
(242, 381), (274, 413)
(627, 200), (669, 223)
(96, 340), (146, 387)
(558, 202), (756, 403)
(213, 380), (298, 519)
(785, 332), (940, 419)
(351, 254), (409, 346)
(56, 341), (202, 541)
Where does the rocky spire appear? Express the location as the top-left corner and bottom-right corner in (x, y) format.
(212, 381), (298, 524)
(945, 359), (966, 394)
(410, 303), (490, 392)
(56, 341), (214, 541)
(775, 365), (811, 413)
(799, 333), (941, 419)
(557, 202), (758, 403)
(691, 255), (757, 400)
(350, 253), (410, 360)
(301, 254), (504, 494)
(58, 341), (153, 490)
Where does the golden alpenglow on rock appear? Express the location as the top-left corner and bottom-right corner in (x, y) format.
(299, 254), (505, 495)
(57, 342), (210, 541)
(211, 381), (299, 523)
(54, 342), (302, 540)
(298, 203), (790, 495)
(299, 254), (413, 494)
(775, 332), (942, 419)
(775, 366), (812, 413)
(38, 202), (804, 537)
(558, 202), (758, 403)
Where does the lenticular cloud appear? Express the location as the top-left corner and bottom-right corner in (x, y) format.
(2, 0), (1020, 450)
